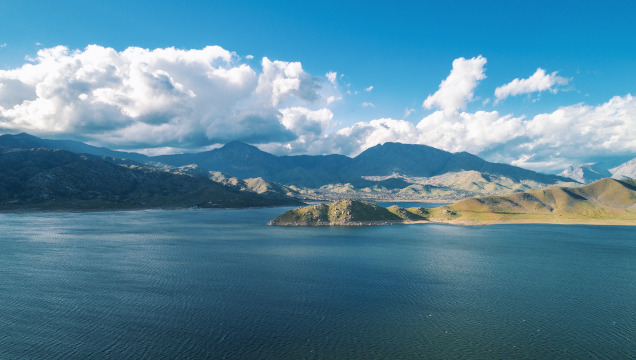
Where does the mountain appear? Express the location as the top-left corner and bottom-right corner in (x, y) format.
(347, 142), (563, 183)
(153, 141), (570, 188)
(154, 141), (354, 187)
(559, 164), (611, 184)
(610, 157), (636, 179)
(0, 132), (149, 162)
(154, 141), (288, 180)
(270, 178), (636, 226)
(0, 148), (301, 211)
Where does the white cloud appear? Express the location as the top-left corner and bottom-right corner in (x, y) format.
(0, 45), (334, 149)
(423, 56), (486, 115)
(364, 86), (373, 92)
(362, 102), (375, 108)
(326, 71), (338, 86)
(256, 57), (321, 107)
(303, 110), (523, 157)
(415, 110), (525, 154)
(1, 48), (632, 173)
(270, 91), (636, 172)
(315, 94), (636, 172)
(0, 43), (6, 48)
(523, 94), (636, 156)
(245, 54), (254, 60)
(494, 68), (569, 103)
(335, 118), (419, 153)
(326, 95), (342, 105)
(279, 107), (333, 136)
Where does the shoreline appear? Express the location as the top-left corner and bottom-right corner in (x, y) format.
(270, 218), (636, 227)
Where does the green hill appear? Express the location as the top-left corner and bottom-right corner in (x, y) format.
(268, 199), (410, 226)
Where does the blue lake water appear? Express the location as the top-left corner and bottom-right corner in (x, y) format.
(1, 208), (634, 359)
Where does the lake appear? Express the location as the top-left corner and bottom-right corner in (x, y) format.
(1, 207), (634, 359)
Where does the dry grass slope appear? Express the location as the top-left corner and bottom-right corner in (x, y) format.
(270, 178), (636, 226)
(432, 178), (636, 224)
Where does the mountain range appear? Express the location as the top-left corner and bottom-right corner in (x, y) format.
(0, 147), (301, 211)
(0, 133), (150, 163)
(2, 132), (636, 208)
(1, 133), (581, 201)
(153, 140), (570, 187)
(1, 133), (568, 183)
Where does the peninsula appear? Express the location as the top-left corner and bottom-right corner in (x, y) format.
(269, 178), (636, 226)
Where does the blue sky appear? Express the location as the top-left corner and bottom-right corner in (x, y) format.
(1, 0), (635, 171)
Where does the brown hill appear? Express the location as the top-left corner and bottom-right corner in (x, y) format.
(431, 178), (636, 224)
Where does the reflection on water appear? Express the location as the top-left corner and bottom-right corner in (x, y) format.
(0, 209), (634, 359)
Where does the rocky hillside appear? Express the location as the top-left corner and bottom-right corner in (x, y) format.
(0, 148), (302, 211)
(208, 171), (299, 200)
(611, 157), (636, 179)
(268, 199), (408, 226)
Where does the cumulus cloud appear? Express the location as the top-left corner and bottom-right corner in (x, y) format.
(333, 118), (418, 154)
(279, 107), (333, 136)
(362, 102), (375, 108)
(0, 43), (6, 48)
(306, 94), (636, 172)
(271, 92), (636, 174)
(415, 110), (525, 154)
(495, 68), (569, 103)
(1, 48), (632, 173)
(245, 54), (254, 60)
(0, 45), (337, 150)
(518, 95), (636, 166)
(364, 86), (373, 92)
(256, 57), (321, 107)
(423, 56), (487, 115)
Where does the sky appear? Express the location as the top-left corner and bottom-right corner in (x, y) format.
(0, 0), (635, 172)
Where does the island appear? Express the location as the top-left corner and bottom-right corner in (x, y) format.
(268, 178), (636, 226)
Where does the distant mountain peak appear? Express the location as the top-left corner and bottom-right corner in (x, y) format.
(559, 163), (610, 184)
(610, 157), (636, 179)
(366, 141), (439, 151)
(221, 140), (257, 149)
(10, 132), (35, 138)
